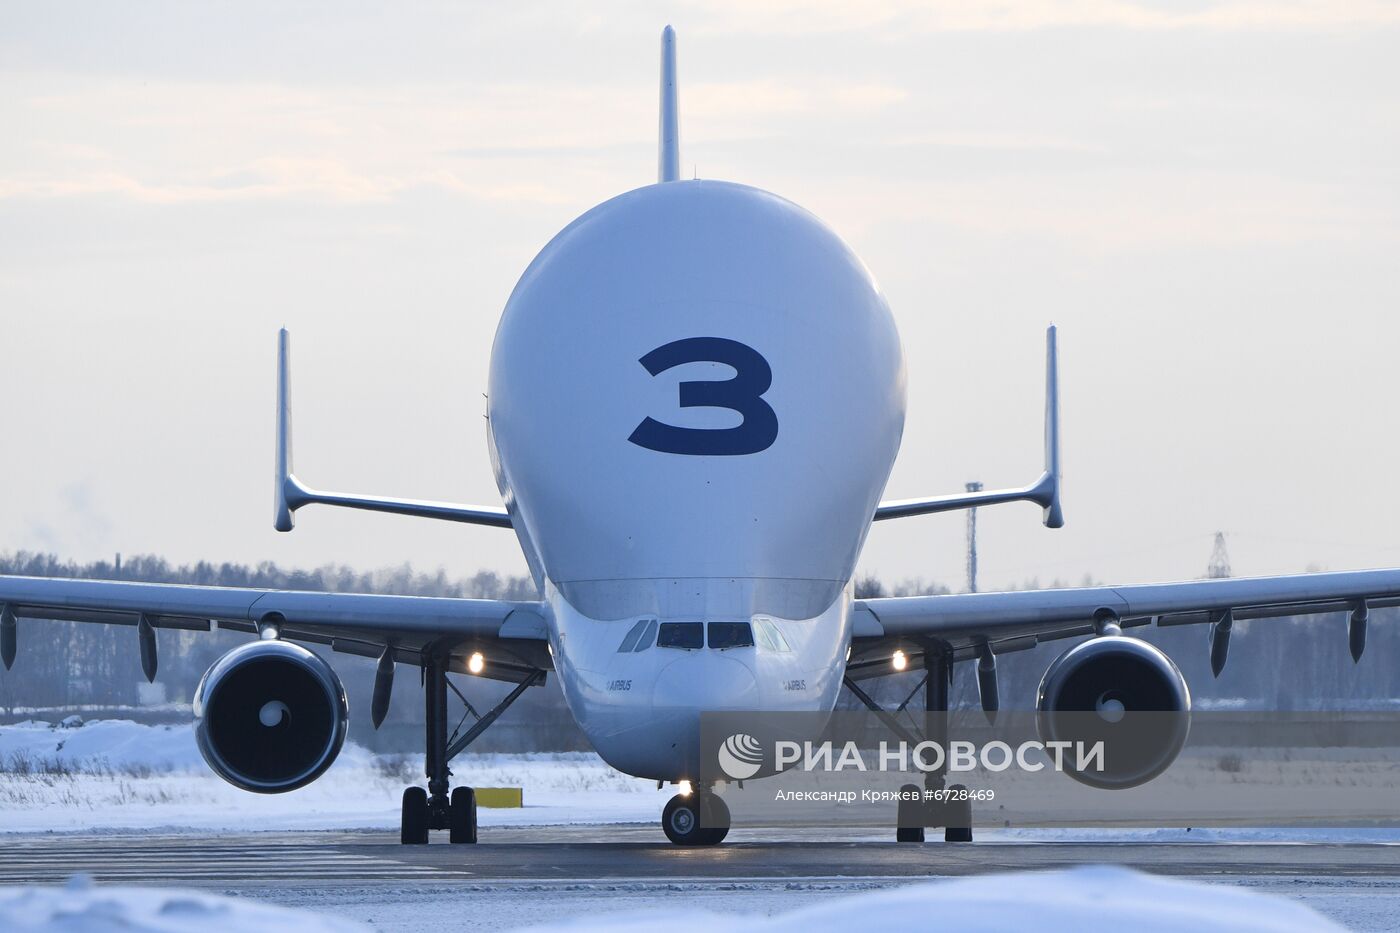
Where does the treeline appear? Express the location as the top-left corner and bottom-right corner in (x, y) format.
(0, 551), (537, 600)
(0, 552), (562, 750)
(850, 581), (1400, 714)
(1, 553), (1396, 754)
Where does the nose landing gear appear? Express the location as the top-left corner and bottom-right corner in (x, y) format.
(662, 788), (730, 846)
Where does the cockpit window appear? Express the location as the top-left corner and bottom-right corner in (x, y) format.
(753, 617), (791, 652)
(617, 618), (659, 652)
(708, 621), (754, 650)
(658, 622), (704, 650)
(617, 620), (647, 653)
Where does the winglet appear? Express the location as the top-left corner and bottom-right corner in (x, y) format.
(1040, 324), (1064, 528)
(274, 328), (305, 532)
(873, 326), (1065, 527)
(658, 25), (679, 183)
(270, 329), (511, 531)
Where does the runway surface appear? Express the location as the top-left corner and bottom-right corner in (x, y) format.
(3, 826), (1398, 930)
(3, 823), (1400, 884)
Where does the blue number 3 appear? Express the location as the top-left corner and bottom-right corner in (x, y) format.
(628, 337), (779, 456)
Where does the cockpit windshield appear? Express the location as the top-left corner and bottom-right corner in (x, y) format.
(707, 621), (754, 650)
(657, 621), (704, 650)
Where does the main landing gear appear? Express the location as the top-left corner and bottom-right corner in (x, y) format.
(846, 640), (973, 844)
(399, 649), (543, 844)
(401, 785), (477, 845)
(661, 786), (731, 846)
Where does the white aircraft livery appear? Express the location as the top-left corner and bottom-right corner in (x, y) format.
(2, 27), (1395, 846)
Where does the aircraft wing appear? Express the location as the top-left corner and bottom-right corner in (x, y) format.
(851, 567), (1398, 671)
(0, 575), (550, 682)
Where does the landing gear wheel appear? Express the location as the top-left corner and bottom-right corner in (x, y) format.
(662, 793), (729, 846)
(896, 783), (926, 843)
(449, 787), (478, 844)
(944, 784), (973, 843)
(699, 793), (731, 845)
(401, 786), (429, 845)
(662, 794), (701, 845)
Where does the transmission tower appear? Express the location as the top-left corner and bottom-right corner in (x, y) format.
(966, 481), (983, 593)
(1207, 532), (1232, 579)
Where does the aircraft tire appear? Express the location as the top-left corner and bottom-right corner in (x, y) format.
(944, 784), (973, 842)
(699, 792), (730, 845)
(401, 786), (429, 845)
(896, 783), (926, 842)
(662, 793), (727, 846)
(449, 786), (478, 844)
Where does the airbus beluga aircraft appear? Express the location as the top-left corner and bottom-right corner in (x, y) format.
(2, 27), (1395, 847)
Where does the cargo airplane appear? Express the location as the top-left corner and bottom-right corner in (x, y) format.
(2, 28), (1391, 846)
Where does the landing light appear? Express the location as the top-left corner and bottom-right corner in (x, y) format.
(677, 780), (693, 797)
(468, 652), (485, 675)
(892, 649), (908, 672)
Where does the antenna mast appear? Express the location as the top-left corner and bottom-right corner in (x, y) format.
(1207, 531), (1232, 579)
(965, 481), (983, 593)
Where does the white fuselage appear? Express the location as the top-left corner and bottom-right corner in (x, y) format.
(487, 179), (906, 780)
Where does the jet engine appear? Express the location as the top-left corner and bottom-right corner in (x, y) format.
(193, 640), (348, 793)
(1036, 635), (1190, 789)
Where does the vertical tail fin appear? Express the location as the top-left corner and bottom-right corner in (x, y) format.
(658, 25), (679, 183)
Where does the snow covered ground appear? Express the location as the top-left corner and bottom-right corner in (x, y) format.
(0, 876), (365, 932)
(516, 865), (1345, 932)
(0, 719), (666, 833)
(0, 867), (1349, 932)
(2, 719), (1397, 843)
(1, 721), (1391, 931)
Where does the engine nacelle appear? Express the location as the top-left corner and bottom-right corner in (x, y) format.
(193, 640), (348, 793)
(1036, 635), (1190, 789)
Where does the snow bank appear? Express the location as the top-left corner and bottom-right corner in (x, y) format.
(0, 719), (663, 833)
(0, 876), (366, 932)
(519, 865), (1343, 933)
(1, 719), (220, 773)
(0, 718), (382, 774)
(0, 869), (1343, 933)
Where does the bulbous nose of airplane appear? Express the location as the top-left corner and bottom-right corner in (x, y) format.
(648, 654), (760, 778)
(653, 653), (759, 712)
(583, 653), (759, 781)
(488, 180), (906, 610)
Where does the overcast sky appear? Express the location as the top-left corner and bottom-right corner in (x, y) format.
(3, 1), (1398, 591)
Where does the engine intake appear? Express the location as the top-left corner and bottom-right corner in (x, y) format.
(1036, 635), (1190, 789)
(194, 640), (348, 793)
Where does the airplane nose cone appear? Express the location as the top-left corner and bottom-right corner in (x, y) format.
(647, 654), (759, 778)
(583, 653), (759, 780)
(653, 654), (759, 711)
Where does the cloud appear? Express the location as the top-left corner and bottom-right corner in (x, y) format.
(1, 80), (628, 206)
(882, 131), (1107, 155)
(21, 481), (114, 557)
(818, 167), (1386, 251)
(0, 169), (578, 206)
(1, 73), (908, 206)
(688, 80), (907, 117)
(684, 0), (1400, 35)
